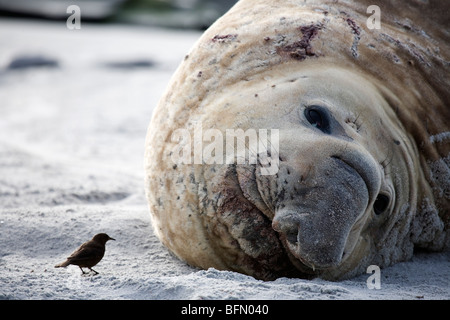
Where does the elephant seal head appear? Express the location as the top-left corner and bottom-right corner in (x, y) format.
(144, 0), (449, 280)
(212, 63), (414, 279)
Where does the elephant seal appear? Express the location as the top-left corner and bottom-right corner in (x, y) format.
(144, 0), (449, 280)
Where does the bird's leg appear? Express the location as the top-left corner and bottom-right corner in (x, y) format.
(79, 267), (87, 274)
(89, 268), (99, 275)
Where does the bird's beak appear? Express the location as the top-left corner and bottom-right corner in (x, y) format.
(109, 237), (116, 241)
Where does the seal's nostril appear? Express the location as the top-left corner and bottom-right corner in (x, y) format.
(374, 194), (390, 215)
(273, 211), (301, 245)
(286, 229), (299, 244)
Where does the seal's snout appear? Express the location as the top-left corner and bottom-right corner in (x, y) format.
(269, 141), (382, 273)
(272, 209), (343, 270)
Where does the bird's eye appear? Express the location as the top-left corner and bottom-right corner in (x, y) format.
(373, 194), (390, 215)
(304, 106), (330, 133)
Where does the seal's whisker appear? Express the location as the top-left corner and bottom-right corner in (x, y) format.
(354, 112), (363, 131)
(380, 149), (394, 176)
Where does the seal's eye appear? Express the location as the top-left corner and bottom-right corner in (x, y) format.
(373, 194), (390, 215)
(305, 106), (330, 133)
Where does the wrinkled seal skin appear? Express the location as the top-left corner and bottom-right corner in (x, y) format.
(144, 0), (450, 280)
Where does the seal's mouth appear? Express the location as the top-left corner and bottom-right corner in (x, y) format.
(284, 234), (322, 272)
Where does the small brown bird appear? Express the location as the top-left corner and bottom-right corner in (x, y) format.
(55, 233), (115, 275)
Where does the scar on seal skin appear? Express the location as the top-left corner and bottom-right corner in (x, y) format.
(276, 23), (323, 60)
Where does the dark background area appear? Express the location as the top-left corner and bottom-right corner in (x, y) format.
(0, 0), (238, 29)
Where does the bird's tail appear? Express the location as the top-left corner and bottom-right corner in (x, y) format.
(54, 260), (70, 268)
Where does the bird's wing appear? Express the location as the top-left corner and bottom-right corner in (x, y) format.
(67, 243), (102, 263)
